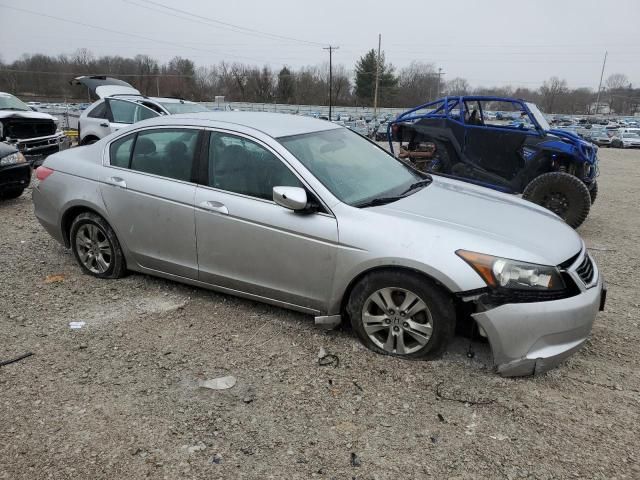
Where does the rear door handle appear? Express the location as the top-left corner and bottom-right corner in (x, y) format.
(199, 200), (228, 215)
(99, 122), (109, 127)
(106, 176), (127, 189)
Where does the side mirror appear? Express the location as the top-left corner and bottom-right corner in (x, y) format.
(273, 186), (308, 211)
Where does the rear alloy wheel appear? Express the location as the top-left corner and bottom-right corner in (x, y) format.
(347, 271), (455, 360)
(70, 212), (126, 279)
(522, 172), (591, 228)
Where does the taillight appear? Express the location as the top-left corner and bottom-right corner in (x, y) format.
(35, 166), (54, 182)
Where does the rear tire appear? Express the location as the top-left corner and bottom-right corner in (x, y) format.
(347, 270), (455, 360)
(1, 188), (24, 200)
(522, 172), (591, 228)
(70, 212), (126, 279)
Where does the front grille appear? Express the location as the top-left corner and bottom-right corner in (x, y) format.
(2, 119), (56, 139)
(576, 254), (595, 285)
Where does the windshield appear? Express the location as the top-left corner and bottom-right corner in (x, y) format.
(0, 93), (31, 111)
(158, 102), (209, 114)
(279, 128), (424, 206)
(526, 102), (551, 131)
(623, 133), (640, 138)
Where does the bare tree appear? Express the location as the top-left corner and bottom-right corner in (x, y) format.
(540, 77), (568, 113)
(446, 77), (470, 96)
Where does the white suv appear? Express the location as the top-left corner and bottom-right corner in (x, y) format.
(74, 76), (210, 145)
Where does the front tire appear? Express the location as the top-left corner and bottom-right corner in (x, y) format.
(70, 212), (126, 279)
(588, 180), (598, 205)
(522, 172), (591, 228)
(1, 188), (25, 200)
(347, 271), (455, 360)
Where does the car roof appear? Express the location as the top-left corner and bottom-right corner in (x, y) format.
(139, 111), (341, 138)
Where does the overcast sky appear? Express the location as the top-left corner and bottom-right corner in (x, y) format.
(1, 0), (638, 89)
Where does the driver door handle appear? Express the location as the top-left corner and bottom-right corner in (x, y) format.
(105, 176), (127, 189)
(199, 200), (228, 215)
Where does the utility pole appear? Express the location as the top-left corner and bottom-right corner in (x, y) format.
(594, 51), (607, 115)
(436, 67), (445, 98)
(323, 45), (339, 120)
(373, 34), (381, 119)
(156, 76), (160, 97)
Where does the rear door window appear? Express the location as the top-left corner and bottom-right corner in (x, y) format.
(129, 128), (199, 182)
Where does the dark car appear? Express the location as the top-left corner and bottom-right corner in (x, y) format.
(0, 142), (31, 199)
(389, 96), (599, 228)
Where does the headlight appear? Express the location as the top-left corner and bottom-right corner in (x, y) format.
(0, 152), (27, 166)
(456, 250), (565, 291)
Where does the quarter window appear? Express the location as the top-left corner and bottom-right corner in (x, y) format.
(109, 133), (135, 168)
(208, 132), (302, 200)
(108, 99), (158, 124)
(128, 129), (199, 182)
(87, 102), (107, 119)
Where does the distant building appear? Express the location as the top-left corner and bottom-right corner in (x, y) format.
(589, 102), (611, 115)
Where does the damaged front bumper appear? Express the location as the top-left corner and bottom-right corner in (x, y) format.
(5, 132), (70, 166)
(472, 273), (604, 377)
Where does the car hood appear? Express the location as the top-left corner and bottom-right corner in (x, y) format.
(371, 175), (583, 266)
(0, 110), (56, 121)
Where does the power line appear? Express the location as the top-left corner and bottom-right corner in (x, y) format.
(0, 3), (277, 64)
(128, 0), (326, 47)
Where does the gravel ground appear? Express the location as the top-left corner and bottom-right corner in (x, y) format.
(1, 148), (639, 479)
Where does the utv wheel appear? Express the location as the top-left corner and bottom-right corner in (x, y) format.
(70, 212), (126, 279)
(1, 188), (24, 199)
(347, 271), (455, 360)
(611, 139), (623, 148)
(522, 172), (591, 228)
(432, 140), (451, 172)
(588, 180), (598, 205)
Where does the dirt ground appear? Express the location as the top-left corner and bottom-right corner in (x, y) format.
(1, 148), (639, 480)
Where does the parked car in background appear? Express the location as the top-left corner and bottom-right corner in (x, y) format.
(588, 128), (612, 147)
(72, 76), (210, 145)
(0, 142), (30, 199)
(0, 92), (70, 165)
(390, 96), (600, 228)
(33, 111), (605, 377)
(620, 132), (640, 148)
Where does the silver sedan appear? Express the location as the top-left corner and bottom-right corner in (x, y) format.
(32, 112), (606, 376)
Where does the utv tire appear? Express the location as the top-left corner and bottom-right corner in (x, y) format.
(1, 188), (25, 200)
(588, 180), (598, 205)
(522, 172), (591, 228)
(432, 140), (451, 172)
(347, 270), (455, 360)
(70, 212), (126, 279)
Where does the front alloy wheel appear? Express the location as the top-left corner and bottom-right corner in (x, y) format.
(362, 287), (433, 355)
(347, 271), (455, 360)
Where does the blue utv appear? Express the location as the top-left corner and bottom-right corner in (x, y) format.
(388, 96), (599, 228)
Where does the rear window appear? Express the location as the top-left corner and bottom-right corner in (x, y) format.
(158, 102), (209, 115)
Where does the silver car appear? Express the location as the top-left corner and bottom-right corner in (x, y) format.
(32, 112), (606, 376)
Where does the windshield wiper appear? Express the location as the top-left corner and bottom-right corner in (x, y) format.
(1, 107), (29, 111)
(354, 196), (404, 208)
(400, 178), (433, 195)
